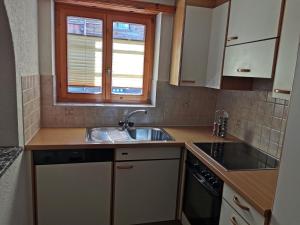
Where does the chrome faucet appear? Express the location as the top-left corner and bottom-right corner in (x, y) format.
(119, 109), (148, 130)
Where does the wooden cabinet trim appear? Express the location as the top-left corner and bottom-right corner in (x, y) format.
(55, 0), (176, 14)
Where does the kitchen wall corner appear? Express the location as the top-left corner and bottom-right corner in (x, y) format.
(21, 75), (41, 144)
(216, 90), (289, 159)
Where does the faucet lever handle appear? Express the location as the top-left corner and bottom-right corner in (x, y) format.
(118, 121), (125, 127)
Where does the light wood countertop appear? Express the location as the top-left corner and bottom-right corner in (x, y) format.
(26, 126), (278, 219)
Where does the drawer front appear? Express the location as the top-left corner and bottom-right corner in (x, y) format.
(223, 184), (265, 225)
(115, 147), (181, 161)
(219, 200), (248, 225)
(223, 39), (277, 78)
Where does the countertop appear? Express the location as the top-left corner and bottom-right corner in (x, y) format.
(0, 147), (23, 178)
(26, 126), (278, 218)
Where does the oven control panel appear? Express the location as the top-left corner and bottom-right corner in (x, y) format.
(186, 152), (223, 193)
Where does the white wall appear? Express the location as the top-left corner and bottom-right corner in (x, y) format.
(0, 152), (33, 225)
(271, 44), (300, 225)
(4, 0), (39, 146)
(0, 0), (18, 146)
(0, 0), (39, 224)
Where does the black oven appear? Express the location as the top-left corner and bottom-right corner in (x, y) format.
(183, 152), (223, 225)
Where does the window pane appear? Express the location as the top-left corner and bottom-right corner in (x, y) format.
(67, 16), (103, 94)
(111, 21), (146, 95)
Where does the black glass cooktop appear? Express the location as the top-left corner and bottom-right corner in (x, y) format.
(194, 142), (279, 171)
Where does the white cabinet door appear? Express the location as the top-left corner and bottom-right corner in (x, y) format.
(223, 39), (277, 78)
(222, 184), (265, 225)
(114, 159), (180, 225)
(206, 2), (229, 89)
(180, 6), (212, 86)
(219, 200), (248, 225)
(227, 0), (282, 45)
(273, 0), (300, 100)
(36, 162), (112, 225)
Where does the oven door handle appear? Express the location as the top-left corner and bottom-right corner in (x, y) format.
(191, 172), (220, 197)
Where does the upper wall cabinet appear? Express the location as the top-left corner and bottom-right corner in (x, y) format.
(170, 0), (229, 88)
(226, 0), (282, 46)
(223, 0), (284, 79)
(272, 0), (300, 100)
(223, 39), (277, 78)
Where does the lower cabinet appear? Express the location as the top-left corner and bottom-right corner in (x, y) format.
(219, 200), (248, 225)
(113, 158), (180, 225)
(220, 184), (266, 225)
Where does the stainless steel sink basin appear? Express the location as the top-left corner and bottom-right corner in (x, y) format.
(86, 127), (131, 143)
(86, 127), (173, 143)
(127, 127), (174, 141)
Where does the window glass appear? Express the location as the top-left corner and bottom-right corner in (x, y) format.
(111, 21), (146, 95)
(67, 16), (103, 94)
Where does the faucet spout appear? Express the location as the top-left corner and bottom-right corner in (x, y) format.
(120, 109), (148, 130)
(125, 109), (147, 121)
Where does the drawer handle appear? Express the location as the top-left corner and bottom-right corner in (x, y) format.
(237, 68), (251, 73)
(230, 216), (238, 225)
(227, 36), (238, 41)
(181, 80), (196, 84)
(117, 165), (134, 170)
(274, 89), (291, 94)
(233, 196), (250, 211)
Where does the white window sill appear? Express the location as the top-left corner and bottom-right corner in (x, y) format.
(54, 102), (156, 108)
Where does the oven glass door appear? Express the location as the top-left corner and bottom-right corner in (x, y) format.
(183, 167), (222, 225)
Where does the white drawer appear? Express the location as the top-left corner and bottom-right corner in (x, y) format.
(223, 184), (265, 225)
(223, 39), (277, 78)
(115, 147), (181, 161)
(219, 200), (248, 225)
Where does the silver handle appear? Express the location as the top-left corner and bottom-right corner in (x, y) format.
(181, 80), (196, 84)
(227, 36), (238, 41)
(237, 68), (251, 73)
(274, 89), (291, 94)
(117, 165), (134, 170)
(230, 216), (238, 225)
(233, 196), (250, 211)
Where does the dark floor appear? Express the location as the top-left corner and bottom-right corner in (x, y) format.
(137, 221), (182, 225)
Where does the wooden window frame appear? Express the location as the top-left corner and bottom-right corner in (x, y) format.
(55, 3), (155, 104)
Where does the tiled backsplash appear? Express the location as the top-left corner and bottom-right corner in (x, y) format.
(41, 75), (218, 127)
(216, 90), (289, 159)
(21, 75), (41, 144)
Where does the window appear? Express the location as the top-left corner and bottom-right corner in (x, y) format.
(55, 3), (155, 103)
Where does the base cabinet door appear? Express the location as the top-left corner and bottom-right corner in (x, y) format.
(36, 162), (112, 225)
(114, 159), (180, 225)
(219, 200), (248, 225)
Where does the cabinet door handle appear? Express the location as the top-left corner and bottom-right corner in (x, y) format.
(181, 80), (196, 84)
(274, 89), (291, 94)
(230, 216), (238, 225)
(117, 165), (134, 170)
(233, 196), (250, 211)
(237, 68), (251, 73)
(227, 36), (239, 41)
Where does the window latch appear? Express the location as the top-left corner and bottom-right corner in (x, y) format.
(106, 68), (111, 77)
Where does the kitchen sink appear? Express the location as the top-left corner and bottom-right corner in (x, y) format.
(86, 127), (131, 143)
(127, 127), (174, 141)
(86, 127), (173, 143)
